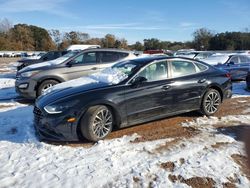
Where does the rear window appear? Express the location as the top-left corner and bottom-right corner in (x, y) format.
(195, 63), (208, 71)
(171, 61), (197, 77)
(100, 52), (120, 63)
(118, 52), (129, 58)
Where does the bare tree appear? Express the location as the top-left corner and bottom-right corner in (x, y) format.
(0, 18), (13, 33)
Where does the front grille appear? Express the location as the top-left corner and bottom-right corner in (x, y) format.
(33, 106), (43, 123)
(17, 64), (26, 71)
(16, 74), (20, 80)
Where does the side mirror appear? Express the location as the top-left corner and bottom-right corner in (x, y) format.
(228, 61), (235, 65)
(131, 76), (147, 87)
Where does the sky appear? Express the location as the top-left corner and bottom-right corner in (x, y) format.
(0, 0), (249, 44)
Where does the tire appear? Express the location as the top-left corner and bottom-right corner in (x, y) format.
(200, 89), (221, 116)
(80, 105), (113, 142)
(37, 79), (59, 97)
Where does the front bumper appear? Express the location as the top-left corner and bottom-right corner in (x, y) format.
(15, 76), (37, 99)
(33, 106), (79, 141)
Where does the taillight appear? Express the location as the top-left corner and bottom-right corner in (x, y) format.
(225, 73), (231, 78)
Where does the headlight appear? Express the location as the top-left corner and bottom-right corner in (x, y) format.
(21, 70), (39, 78)
(44, 105), (65, 114)
(44, 100), (79, 114)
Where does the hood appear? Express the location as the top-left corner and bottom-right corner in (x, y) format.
(21, 57), (68, 72)
(37, 67), (128, 106)
(37, 81), (109, 107)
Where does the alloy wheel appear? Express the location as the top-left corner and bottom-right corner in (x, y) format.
(41, 83), (54, 94)
(204, 91), (220, 114)
(93, 109), (113, 138)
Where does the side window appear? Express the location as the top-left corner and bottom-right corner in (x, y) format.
(137, 61), (168, 82)
(239, 56), (247, 63)
(119, 52), (129, 58)
(72, 54), (84, 64)
(100, 52), (120, 63)
(230, 56), (239, 64)
(53, 52), (61, 58)
(83, 52), (97, 64)
(43, 53), (52, 60)
(195, 63), (208, 71)
(171, 61), (197, 77)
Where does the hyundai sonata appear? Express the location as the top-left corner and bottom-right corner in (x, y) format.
(34, 56), (232, 142)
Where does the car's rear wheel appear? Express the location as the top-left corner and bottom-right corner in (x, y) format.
(200, 89), (221, 116)
(80, 105), (113, 142)
(37, 79), (59, 97)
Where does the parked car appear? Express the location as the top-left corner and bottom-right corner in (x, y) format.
(33, 56), (232, 142)
(245, 69), (250, 89)
(66, 44), (100, 51)
(15, 49), (136, 99)
(207, 55), (250, 80)
(24, 52), (47, 60)
(17, 51), (69, 71)
(194, 51), (214, 60)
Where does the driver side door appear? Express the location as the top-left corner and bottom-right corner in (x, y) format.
(59, 52), (102, 81)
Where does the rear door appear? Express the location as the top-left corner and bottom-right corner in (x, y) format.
(166, 59), (209, 112)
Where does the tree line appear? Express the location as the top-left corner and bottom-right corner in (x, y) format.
(0, 18), (249, 51)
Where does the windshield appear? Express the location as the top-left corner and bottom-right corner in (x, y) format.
(89, 60), (143, 85)
(111, 60), (143, 77)
(204, 55), (229, 63)
(61, 50), (80, 58)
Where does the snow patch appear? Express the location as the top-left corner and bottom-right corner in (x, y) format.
(43, 68), (127, 95)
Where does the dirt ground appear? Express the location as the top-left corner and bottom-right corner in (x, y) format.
(0, 57), (20, 64)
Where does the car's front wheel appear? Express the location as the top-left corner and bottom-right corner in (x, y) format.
(80, 105), (113, 142)
(200, 89), (221, 116)
(37, 79), (59, 97)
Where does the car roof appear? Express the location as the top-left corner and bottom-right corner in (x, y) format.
(81, 48), (133, 53)
(131, 56), (201, 65)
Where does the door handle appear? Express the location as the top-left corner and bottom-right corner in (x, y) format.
(162, 85), (171, 90)
(198, 79), (206, 83)
(91, 67), (98, 70)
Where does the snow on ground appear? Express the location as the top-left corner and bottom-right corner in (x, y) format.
(0, 78), (17, 100)
(1, 64), (250, 187)
(232, 82), (250, 98)
(0, 101), (250, 187)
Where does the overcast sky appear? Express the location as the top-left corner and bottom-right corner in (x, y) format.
(0, 0), (249, 44)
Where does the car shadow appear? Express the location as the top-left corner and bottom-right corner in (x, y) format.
(216, 125), (250, 142)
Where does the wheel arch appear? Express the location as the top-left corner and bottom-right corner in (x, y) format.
(200, 83), (224, 104)
(76, 101), (122, 140)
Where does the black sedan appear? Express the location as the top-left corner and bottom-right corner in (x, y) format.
(34, 56), (232, 142)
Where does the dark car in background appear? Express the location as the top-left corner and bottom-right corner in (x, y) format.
(204, 54), (250, 80)
(34, 56), (232, 142)
(17, 51), (69, 71)
(15, 48), (136, 99)
(245, 70), (250, 89)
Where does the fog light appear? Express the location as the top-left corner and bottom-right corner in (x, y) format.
(18, 83), (28, 89)
(67, 117), (76, 123)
